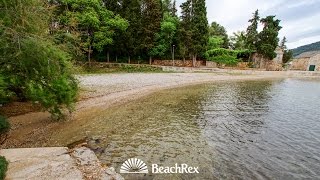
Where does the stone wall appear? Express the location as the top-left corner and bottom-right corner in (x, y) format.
(251, 53), (283, 71)
(290, 58), (309, 71)
(152, 60), (205, 67)
(265, 61), (283, 71)
(206, 61), (217, 68)
(290, 55), (320, 71)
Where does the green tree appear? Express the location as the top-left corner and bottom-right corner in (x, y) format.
(209, 22), (229, 48)
(141, 0), (162, 63)
(171, 0), (178, 16)
(230, 31), (247, 50)
(0, 0), (78, 119)
(245, 10), (260, 51)
(150, 12), (179, 59)
(208, 36), (224, 50)
(179, 0), (192, 60)
(256, 15), (282, 60)
(56, 0), (128, 64)
(120, 0), (142, 62)
(191, 0), (209, 65)
(283, 50), (293, 63)
(280, 36), (287, 49)
(280, 37), (293, 63)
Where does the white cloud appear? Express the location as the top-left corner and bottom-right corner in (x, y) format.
(176, 0), (320, 49)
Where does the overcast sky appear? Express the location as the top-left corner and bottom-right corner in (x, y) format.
(176, 0), (320, 49)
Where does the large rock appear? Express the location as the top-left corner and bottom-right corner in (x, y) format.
(0, 147), (123, 180)
(0, 147), (83, 180)
(71, 147), (124, 180)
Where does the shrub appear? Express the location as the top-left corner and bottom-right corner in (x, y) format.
(0, 1), (78, 120)
(0, 75), (12, 104)
(205, 48), (252, 66)
(209, 55), (238, 66)
(2, 38), (79, 120)
(0, 156), (8, 180)
(0, 116), (10, 135)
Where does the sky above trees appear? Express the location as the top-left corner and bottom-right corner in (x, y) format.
(176, 0), (320, 49)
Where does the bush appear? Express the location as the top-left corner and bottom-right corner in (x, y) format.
(0, 156), (8, 180)
(0, 1), (78, 120)
(0, 75), (12, 104)
(2, 38), (79, 120)
(209, 55), (238, 66)
(205, 48), (252, 66)
(0, 116), (10, 135)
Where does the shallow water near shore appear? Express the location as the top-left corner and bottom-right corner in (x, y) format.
(49, 78), (320, 179)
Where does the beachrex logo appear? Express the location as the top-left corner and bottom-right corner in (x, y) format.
(120, 158), (149, 174)
(120, 158), (199, 174)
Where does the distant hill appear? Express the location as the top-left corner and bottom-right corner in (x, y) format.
(291, 41), (320, 57)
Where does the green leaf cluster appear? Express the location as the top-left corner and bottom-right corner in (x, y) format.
(0, 0), (78, 120)
(0, 156), (8, 180)
(0, 116), (10, 135)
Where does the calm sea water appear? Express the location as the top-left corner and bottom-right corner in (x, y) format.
(53, 78), (320, 179)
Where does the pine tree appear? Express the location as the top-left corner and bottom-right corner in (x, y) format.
(191, 0), (209, 65)
(256, 16), (282, 60)
(120, 0), (143, 62)
(179, 0), (193, 60)
(245, 10), (260, 51)
(141, 0), (162, 63)
(162, 0), (172, 14)
(171, 0), (177, 16)
(280, 36), (287, 49)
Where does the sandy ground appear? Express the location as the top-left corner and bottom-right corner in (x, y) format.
(1, 73), (285, 148)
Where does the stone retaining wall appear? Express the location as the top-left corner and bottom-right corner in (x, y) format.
(152, 60), (205, 67)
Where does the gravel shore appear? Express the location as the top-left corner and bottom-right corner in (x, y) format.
(76, 73), (280, 111)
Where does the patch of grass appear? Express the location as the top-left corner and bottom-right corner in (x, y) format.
(76, 64), (164, 74)
(0, 156), (8, 180)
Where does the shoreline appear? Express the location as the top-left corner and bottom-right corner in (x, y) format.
(1, 72), (318, 149)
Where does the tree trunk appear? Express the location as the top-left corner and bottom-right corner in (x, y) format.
(107, 51), (110, 63)
(128, 56), (131, 64)
(116, 55), (118, 63)
(149, 56), (152, 65)
(88, 45), (92, 67)
(192, 55), (196, 67)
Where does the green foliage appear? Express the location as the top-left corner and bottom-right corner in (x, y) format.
(0, 116), (10, 135)
(256, 16), (282, 60)
(191, 0), (209, 57)
(209, 22), (229, 48)
(179, 0), (193, 59)
(0, 75), (13, 104)
(140, 0), (162, 57)
(283, 50), (293, 63)
(245, 10), (260, 51)
(205, 48), (251, 65)
(150, 12), (179, 58)
(0, 0), (78, 120)
(209, 55), (238, 66)
(81, 64), (163, 74)
(208, 36), (224, 50)
(0, 156), (8, 180)
(54, 0), (128, 61)
(230, 31), (247, 50)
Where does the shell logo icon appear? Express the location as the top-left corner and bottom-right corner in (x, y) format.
(120, 158), (148, 174)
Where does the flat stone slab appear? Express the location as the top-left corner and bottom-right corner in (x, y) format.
(0, 147), (83, 180)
